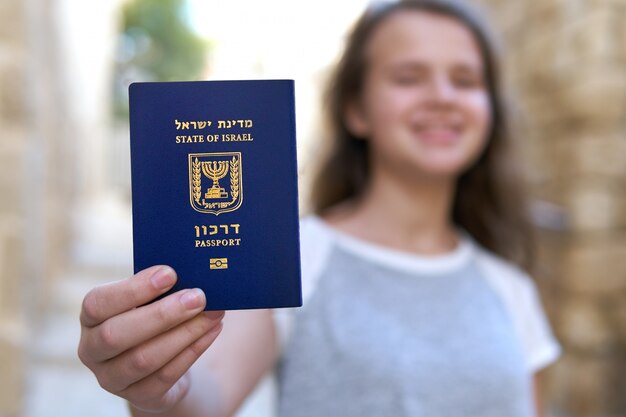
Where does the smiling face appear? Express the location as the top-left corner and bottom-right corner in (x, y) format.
(346, 10), (492, 181)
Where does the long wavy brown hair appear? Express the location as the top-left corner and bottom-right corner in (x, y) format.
(310, 0), (534, 271)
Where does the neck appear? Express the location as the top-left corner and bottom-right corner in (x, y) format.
(325, 167), (459, 255)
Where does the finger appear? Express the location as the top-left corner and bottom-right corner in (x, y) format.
(84, 289), (220, 363)
(120, 321), (223, 410)
(97, 311), (224, 392)
(81, 265), (178, 328)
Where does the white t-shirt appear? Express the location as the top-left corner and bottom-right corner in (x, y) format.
(274, 216), (560, 372)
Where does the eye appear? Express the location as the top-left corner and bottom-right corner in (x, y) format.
(390, 71), (426, 86)
(393, 75), (418, 85)
(452, 69), (484, 89)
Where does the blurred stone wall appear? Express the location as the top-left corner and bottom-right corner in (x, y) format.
(476, 0), (626, 415)
(0, 0), (27, 414)
(0, 0), (79, 414)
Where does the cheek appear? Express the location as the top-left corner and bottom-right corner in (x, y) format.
(467, 93), (492, 139)
(460, 93), (492, 169)
(364, 87), (412, 134)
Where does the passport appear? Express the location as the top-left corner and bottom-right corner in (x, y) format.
(129, 80), (302, 310)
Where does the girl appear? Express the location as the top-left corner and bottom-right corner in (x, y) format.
(78, 1), (561, 416)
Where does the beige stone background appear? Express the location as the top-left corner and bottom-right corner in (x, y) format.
(0, 0), (625, 416)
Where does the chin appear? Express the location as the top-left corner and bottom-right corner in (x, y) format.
(418, 164), (468, 179)
(410, 150), (479, 179)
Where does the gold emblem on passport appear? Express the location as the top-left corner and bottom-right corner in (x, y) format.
(210, 258), (228, 269)
(189, 152), (243, 215)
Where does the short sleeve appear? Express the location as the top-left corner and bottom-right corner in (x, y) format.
(271, 216), (333, 351)
(515, 277), (562, 371)
(476, 250), (561, 373)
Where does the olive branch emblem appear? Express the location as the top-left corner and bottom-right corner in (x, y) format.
(230, 156), (239, 202)
(192, 158), (202, 203)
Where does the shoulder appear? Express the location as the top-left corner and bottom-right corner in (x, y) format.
(473, 245), (534, 300)
(299, 215), (333, 253)
(472, 245), (561, 372)
(299, 215), (335, 301)
(272, 215), (336, 350)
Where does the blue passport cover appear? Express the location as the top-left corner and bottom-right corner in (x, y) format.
(129, 80), (302, 310)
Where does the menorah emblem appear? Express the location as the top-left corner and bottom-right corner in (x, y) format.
(202, 161), (229, 199)
(189, 152), (243, 215)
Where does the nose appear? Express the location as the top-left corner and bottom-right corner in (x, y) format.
(426, 74), (456, 105)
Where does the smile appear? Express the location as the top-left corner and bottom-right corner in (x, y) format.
(413, 125), (462, 145)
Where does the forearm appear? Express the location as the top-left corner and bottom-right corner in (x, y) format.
(128, 367), (226, 417)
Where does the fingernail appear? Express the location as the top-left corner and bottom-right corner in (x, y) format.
(151, 266), (176, 290)
(180, 289), (205, 310)
(203, 310), (225, 321)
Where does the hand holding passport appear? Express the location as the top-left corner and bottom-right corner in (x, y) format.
(78, 80), (302, 412)
(78, 265), (224, 412)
